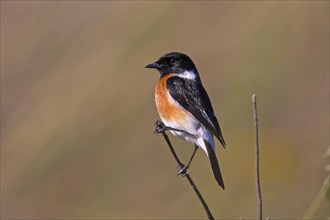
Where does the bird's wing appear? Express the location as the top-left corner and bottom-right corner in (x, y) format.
(167, 76), (226, 147)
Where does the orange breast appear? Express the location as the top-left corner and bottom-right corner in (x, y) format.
(155, 74), (188, 123)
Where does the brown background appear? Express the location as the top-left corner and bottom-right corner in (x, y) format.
(1, 1), (329, 219)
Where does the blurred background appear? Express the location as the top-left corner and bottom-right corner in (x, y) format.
(1, 1), (329, 219)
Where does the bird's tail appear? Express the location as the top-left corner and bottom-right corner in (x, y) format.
(205, 140), (225, 190)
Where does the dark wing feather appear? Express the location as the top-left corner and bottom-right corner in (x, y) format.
(167, 76), (226, 147)
(199, 84), (226, 147)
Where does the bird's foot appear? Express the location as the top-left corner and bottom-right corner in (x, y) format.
(154, 120), (168, 134)
(154, 120), (194, 136)
(177, 164), (189, 177)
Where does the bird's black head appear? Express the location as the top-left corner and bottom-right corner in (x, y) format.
(145, 52), (198, 76)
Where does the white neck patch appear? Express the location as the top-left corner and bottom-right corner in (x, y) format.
(179, 70), (198, 80)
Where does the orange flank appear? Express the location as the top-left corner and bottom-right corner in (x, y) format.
(155, 74), (188, 123)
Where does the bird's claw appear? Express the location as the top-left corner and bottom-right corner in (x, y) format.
(177, 164), (189, 177)
(154, 120), (167, 134)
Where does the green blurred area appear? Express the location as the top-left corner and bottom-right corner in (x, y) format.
(1, 1), (328, 219)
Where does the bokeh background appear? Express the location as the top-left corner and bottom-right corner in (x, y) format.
(1, 1), (329, 219)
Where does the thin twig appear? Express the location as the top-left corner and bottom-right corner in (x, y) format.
(156, 122), (215, 220)
(185, 174), (214, 220)
(252, 94), (263, 220)
(160, 131), (183, 167)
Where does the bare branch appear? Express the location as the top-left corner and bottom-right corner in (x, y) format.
(252, 94), (263, 220)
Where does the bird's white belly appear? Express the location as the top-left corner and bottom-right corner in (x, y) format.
(161, 115), (199, 144)
(161, 115), (215, 156)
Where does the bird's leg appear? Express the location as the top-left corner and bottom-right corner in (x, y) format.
(154, 120), (193, 136)
(177, 145), (199, 176)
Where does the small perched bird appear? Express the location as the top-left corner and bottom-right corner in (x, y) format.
(146, 52), (226, 189)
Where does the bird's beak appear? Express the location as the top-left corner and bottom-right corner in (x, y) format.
(145, 62), (160, 69)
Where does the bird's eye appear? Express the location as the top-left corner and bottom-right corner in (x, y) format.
(169, 58), (177, 65)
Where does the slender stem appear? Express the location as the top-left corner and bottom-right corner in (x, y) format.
(252, 94), (263, 220)
(185, 174), (214, 220)
(157, 126), (215, 220)
(303, 175), (329, 219)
